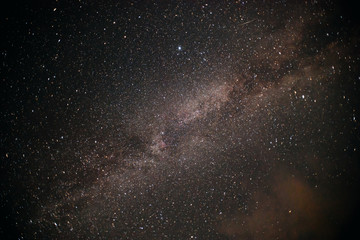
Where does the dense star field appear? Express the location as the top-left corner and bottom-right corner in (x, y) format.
(1, 0), (360, 239)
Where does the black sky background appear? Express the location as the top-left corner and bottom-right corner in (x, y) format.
(1, 0), (360, 239)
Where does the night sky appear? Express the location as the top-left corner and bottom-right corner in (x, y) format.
(1, 0), (360, 239)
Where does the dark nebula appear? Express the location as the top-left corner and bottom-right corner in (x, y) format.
(1, 0), (360, 239)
